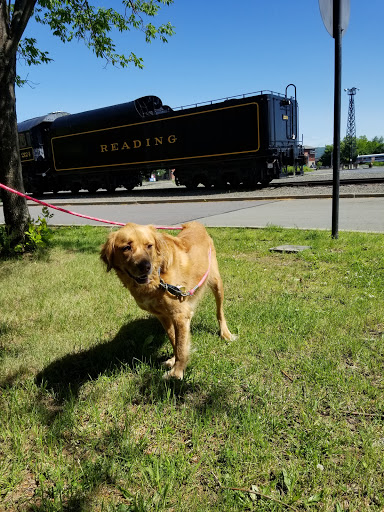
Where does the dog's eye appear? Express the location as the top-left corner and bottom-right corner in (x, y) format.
(147, 244), (153, 250)
(122, 245), (131, 252)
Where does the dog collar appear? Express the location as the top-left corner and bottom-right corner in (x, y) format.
(158, 247), (212, 298)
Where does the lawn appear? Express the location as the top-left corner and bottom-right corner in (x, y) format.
(0, 225), (384, 511)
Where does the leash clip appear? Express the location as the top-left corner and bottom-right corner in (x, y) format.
(159, 278), (189, 298)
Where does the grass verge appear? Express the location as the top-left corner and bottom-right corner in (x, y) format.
(0, 225), (383, 511)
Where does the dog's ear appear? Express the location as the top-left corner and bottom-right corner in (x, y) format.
(100, 232), (117, 272)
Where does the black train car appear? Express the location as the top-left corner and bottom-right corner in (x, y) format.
(18, 85), (304, 194)
(18, 96), (167, 194)
(18, 111), (70, 194)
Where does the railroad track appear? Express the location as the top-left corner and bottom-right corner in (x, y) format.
(17, 175), (384, 202)
(271, 177), (384, 188)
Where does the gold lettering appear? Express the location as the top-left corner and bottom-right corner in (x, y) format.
(100, 134), (177, 153)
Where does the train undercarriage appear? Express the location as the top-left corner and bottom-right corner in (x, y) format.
(23, 167), (143, 195)
(173, 153), (303, 190)
(23, 154), (303, 195)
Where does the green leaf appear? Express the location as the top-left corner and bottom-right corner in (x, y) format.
(307, 491), (323, 503)
(17, 0), (175, 75)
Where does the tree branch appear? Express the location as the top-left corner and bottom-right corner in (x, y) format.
(5, 0), (11, 30)
(8, 0), (37, 55)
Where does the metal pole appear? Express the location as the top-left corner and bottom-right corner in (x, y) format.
(332, 0), (342, 239)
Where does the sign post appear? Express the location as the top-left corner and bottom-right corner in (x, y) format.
(319, 0), (350, 239)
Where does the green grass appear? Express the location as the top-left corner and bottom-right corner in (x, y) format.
(285, 166), (314, 175)
(1, 225), (384, 511)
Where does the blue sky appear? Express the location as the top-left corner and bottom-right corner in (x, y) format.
(16, 0), (384, 148)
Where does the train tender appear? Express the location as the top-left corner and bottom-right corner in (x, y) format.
(18, 85), (305, 194)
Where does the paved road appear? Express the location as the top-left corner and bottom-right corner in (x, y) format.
(1, 168), (384, 232)
(10, 195), (384, 233)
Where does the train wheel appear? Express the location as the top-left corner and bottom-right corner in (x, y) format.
(201, 177), (213, 188)
(87, 184), (98, 194)
(185, 177), (199, 190)
(221, 177), (232, 189)
(259, 178), (271, 188)
(228, 174), (240, 188)
(33, 187), (44, 197)
(212, 176), (226, 189)
(243, 176), (257, 189)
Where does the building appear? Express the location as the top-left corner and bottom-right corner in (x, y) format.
(303, 146), (316, 168)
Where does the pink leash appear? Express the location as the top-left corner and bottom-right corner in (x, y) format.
(0, 182), (181, 230)
(1, 181), (211, 297)
(190, 246), (212, 295)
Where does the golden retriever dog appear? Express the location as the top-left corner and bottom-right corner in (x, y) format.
(101, 221), (235, 379)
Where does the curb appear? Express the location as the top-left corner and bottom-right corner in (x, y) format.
(35, 223), (384, 234)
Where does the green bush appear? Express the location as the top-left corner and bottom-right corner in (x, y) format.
(0, 206), (54, 257)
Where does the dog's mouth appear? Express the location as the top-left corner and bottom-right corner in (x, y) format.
(134, 274), (150, 285)
(125, 269), (151, 285)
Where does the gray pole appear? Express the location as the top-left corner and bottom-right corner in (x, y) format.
(332, 0), (342, 239)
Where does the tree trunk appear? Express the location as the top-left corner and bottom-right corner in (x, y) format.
(0, 25), (30, 243)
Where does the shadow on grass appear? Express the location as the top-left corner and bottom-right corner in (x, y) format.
(22, 320), (241, 512)
(34, 318), (227, 413)
(35, 317), (167, 402)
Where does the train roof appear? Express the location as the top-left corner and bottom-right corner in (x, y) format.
(50, 96), (170, 137)
(357, 153), (384, 158)
(174, 89), (295, 111)
(18, 112), (70, 132)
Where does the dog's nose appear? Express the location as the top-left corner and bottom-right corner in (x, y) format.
(137, 259), (151, 274)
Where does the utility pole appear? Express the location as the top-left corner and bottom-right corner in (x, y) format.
(344, 87), (359, 169)
(319, 0), (350, 239)
(331, 0), (342, 239)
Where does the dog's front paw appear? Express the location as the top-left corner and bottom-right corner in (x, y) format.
(163, 367), (184, 380)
